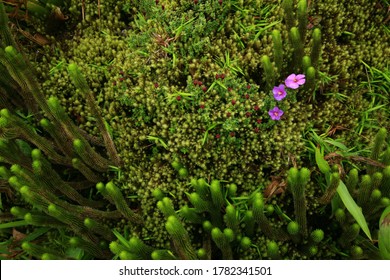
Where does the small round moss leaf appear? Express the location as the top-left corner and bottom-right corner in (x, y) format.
(310, 229), (324, 243)
(240, 237), (251, 250)
(178, 167), (189, 178)
(287, 221), (300, 235)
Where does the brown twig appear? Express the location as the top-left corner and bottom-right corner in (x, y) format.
(263, 176), (287, 200)
(82, 0), (85, 21)
(98, 0), (100, 19)
(324, 152), (387, 169)
(348, 156), (386, 168)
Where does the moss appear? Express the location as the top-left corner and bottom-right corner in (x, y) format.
(1, 0), (389, 260)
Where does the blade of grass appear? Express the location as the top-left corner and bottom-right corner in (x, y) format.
(112, 229), (132, 251)
(315, 147), (331, 175)
(23, 227), (50, 242)
(323, 139), (348, 151)
(0, 220), (29, 229)
(337, 180), (372, 240)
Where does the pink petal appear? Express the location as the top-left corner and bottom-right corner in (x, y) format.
(297, 79), (306, 85)
(286, 74), (296, 80)
(286, 82), (299, 89)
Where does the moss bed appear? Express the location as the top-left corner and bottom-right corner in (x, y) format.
(0, 0), (390, 260)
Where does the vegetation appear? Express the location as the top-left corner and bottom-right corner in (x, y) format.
(0, 0), (389, 260)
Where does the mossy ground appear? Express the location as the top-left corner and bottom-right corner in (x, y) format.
(0, 0), (389, 260)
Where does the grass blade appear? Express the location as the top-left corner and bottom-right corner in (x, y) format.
(315, 147), (331, 174)
(112, 229), (132, 251)
(0, 220), (28, 229)
(323, 139), (348, 151)
(379, 205), (390, 259)
(336, 180), (372, 240)
(23, 227), (50, 242)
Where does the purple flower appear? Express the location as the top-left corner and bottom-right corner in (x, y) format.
(285, 74), (306, 89)
(272, 84), (287, 101)
(268, 106), (284, 120)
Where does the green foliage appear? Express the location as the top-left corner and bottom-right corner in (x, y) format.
(302, 56), (311, 72)
(157, 197), (176, 218)
(289, 27), (304, 72)
(69, 236), (107, 259)
(165, 215), (197, 260)
(106, 181), (142, 224)
(282, 0), (295, 30)
(68, 63), (121, 166)
(379, 205), (390, 259)
(0, 0), (389, 261)
(211, 227), (234, 260)
(305, 66), (316, 95)
(310, 229), (324, 244)
(288, 167), (309, 236)
(0, 3), (16, 48)
(261, 55), (275, 90)
(272, 30), (283, 74)
(319, 172), (340, 204)
(110, 230), (155, 260)
(314, 147), (372, 240)
(368, 128), (387, 173)
(297, 0), (308, 43)
(311, 28), (322, 68)
(315, 147), (331, 174)
(267, 241), (280, 259)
